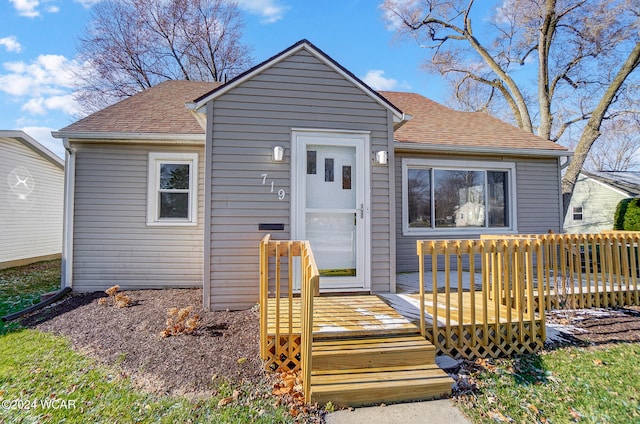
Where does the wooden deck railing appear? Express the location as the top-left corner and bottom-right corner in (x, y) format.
(259, 235), (320, 398)
(417, 231), (640, 358)
(417, 239), (544, 358)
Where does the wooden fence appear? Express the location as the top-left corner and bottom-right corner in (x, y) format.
(417, 232), (640, 359)
(259, 235), (319, 396)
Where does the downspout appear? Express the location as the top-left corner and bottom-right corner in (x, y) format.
(62, 138), (76, 289)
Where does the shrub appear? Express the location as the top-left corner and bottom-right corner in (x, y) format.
(614, 198), (632, 230)
(623, 198), (640, 231)
(98, 285), (131, 308)
(161, 306), (200, 338)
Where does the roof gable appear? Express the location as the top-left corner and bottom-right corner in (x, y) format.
(0, 130), (64, 169)
(189, 39), (406, 123)
(582, 170), (640, 197)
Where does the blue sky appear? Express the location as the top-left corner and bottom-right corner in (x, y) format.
(0, 0), (493, 158)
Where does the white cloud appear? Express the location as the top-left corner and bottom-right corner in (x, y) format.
(237, 0), (288, 23)
(22, 95), (80, 116)
(380, 0), (420, 31)
(0, 54), (81, 125)
(9, 0), (41, 17)
(0, 36), (22, 53)
(0, 55), (78, 97)
(73, 0), (102, 8)
(46, 5), (60, 13)
(20, 126), (65, 158)
(362, 70), (399, 90)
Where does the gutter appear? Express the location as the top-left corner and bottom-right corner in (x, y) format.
(62, 138), (76, 289)
(394, 141), (573, 158)
(52, 131), (205, 142)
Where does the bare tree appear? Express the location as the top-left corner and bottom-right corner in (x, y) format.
(587, 117), (640, 171)
(75, 0), (252, 112)
(383, 0), (640, 211)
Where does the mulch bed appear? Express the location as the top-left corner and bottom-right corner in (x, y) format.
(20, 288), (266, 397)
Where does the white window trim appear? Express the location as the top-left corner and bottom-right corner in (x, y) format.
(147, 152), (198, 226)
(401, 158), (518, 236)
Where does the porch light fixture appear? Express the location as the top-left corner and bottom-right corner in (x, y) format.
(272, 146), (285, 162)
(374, 150), (388, 165)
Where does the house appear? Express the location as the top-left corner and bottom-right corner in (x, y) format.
(0, 131), (64, 269)
(564, 170), (640, 233)
(53, 40), (569, 310)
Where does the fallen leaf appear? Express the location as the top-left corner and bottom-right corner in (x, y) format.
(487, 410), (511, 423)
(218, 397), (234, 407)
(237, 357), (247, 364)
(232, 389), (240, 400)
(527, 404), (539, 415)
(569, 407), (582, 421)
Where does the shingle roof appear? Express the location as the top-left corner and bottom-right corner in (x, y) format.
(59, 80), (221, 135)
(380, 91), (567, 151)
(582, 170), (640, 197)
(58, 81), (567, 155)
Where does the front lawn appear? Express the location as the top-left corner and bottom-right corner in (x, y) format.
(456, 344), (640, 423)
(0, 330), (290, 423)
(0, 260), (60, 334)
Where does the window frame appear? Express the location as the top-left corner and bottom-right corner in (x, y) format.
(147, 152), (198, 226)
(401, 158), (518, 236)
(572, 206), (583, 221)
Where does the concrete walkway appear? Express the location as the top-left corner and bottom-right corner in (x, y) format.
(325, 399), (472, 424)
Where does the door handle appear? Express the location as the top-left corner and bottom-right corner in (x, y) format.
(358, 203), (364, 219)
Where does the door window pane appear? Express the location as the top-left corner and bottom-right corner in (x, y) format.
(407, 168), (431, 228)
(306, 212), (356, 277)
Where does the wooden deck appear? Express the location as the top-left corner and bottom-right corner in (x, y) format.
(266, 295), (421, 339)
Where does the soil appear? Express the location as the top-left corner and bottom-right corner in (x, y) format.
(545, 305), (640, 347)
(19, 287), (640, 402)
(20, 288), (266, 397)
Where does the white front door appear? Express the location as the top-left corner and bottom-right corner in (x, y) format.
(292, 131), (370, 291)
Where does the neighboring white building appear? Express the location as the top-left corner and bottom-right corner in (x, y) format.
(564, 170), (640, 234)
(0, 131), (65, 269)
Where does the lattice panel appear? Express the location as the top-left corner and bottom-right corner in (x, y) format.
(264, 335), (302, 372)
(425, 322), (545, 360)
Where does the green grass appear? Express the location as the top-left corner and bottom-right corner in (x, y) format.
(457, 344), (640, 423)
(0, 261), (295, 423)
(0, 330), (292, 423)
(0, 260), (61, 334)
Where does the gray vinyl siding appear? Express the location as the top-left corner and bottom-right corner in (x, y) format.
(0, 139), (64, 266)
(207, 49), (393, 310)
(71, 143), (204, 291)
(395, 153), (563, 272)
(564, 174), (628, 233)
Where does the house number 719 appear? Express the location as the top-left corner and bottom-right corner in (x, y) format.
(261, 174), (286, 200)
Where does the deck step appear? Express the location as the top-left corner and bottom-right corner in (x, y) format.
(312, 335), (436, 371)
(309, 335), (453, 407)
(310, 364), (453, 407)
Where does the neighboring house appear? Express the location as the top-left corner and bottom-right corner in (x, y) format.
(53, 40), (570, 310)
(0, 131), (64, 269)
(564, 170), (640, 233)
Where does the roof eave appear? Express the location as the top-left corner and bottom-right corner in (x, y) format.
(52, 131), (206, 143)
(394, 141), (573, 158)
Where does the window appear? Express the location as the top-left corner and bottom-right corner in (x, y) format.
(572, 206), (583, 221)
(403, 159), (516, 234)
(147, 152), (198, 226)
